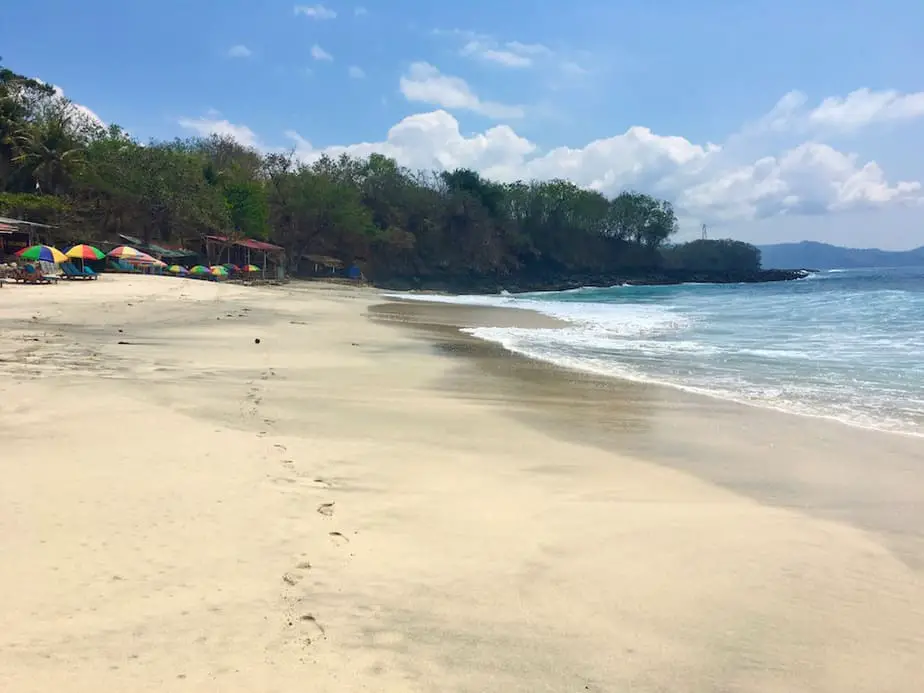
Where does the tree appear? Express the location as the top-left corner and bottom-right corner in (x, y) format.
(2, 60), (765, 290)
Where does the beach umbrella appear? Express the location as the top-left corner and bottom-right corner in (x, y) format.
(210, 265), (229, 278)
(189, 265), (210, 276)
(108, 245), (157, 264)
(65, 244), (105, 261)
(16, 244), (68, 264)
(222, 263), (239, 271)
(243, 264), (260, 273)
(107, 245), (143, 259)
(167, 264), (188, 275)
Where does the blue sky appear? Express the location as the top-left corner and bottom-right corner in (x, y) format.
(5, 0), (924, 248)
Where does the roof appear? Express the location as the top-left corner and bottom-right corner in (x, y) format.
(118, 233), (196, 259)
(304, 254), (343, 267)
(0, 216), (55, 228)
(205, 234), (284, 252)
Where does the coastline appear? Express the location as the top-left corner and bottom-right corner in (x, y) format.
(371, 299), (924, 566)
(2, 277), (923, 692)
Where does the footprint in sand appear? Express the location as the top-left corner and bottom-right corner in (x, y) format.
(282, 572), (302, 586)
(316, 502), (335, 517)
(300, 613), (326, 636)
(328, 531), (349, 546)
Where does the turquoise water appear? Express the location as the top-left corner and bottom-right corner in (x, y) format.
(396, 267), (924, 436)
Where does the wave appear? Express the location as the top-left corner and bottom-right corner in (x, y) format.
(384, 278), (924, 437)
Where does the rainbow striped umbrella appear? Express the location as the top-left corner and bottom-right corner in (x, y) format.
(222, 263), (239, 272)
(210, 265), (229, 278)
(65, 244), (105, 261)
(107, 245), (144, 259)
(243, 264), (260, 272)
(16, 244), (68, 264)
(167, 264), (188, 275)
(189, 265), (210, 276)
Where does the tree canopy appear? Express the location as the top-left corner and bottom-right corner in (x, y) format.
(1, 60), (765, 289)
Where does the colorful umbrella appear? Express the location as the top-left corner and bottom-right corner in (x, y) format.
(189, 265), (210, 276)
(167, 264), (188, 274)
(222, 263), (239, 271)
(210, 265), (229, 278)
(16, 244), (68, 264)
(65, 244), (105, 261)
(107, 245), (144, 259)
(243, 264), (260, 272)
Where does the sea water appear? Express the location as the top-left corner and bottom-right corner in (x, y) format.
(391, 267), (924, 437)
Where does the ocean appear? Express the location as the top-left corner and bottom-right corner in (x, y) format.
(392, 267), (924, 437)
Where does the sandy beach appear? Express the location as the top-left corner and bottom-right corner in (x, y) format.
(2, 275), (923, 692)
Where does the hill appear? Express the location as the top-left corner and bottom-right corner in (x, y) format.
(759, 241), (924, 269)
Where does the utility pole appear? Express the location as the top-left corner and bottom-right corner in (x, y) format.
(701, 223), (708, 240)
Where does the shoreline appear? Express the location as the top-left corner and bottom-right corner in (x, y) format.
(377, 293), (923, 440)
(2, 276), (923, 691)
(370, 298), (924, 567)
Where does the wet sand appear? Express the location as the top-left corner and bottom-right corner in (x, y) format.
(1, 276), (922, 692)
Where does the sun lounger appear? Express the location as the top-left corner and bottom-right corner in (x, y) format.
(61, 263), (87, 280)
(14, 265), (51, 284)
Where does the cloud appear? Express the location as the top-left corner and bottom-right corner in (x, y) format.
(461, 41), (534, 68)
(294, 4), (336, 19)
(40, 83), (106, 130)
(399, 62), (524, 119)
(348, 66), (366, 79)
(809, 88), (924, 130)
(437, 29), (553, 69)
(178, 86), (923, 226)
(177, 116), (264, 149)
(354, 6), (367, 16)
(226, 44), (252, 58)
(754, 88), (924, 134)
(311, 44), (333, 61)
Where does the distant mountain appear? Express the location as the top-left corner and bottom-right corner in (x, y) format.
(759, 241), (924, 270)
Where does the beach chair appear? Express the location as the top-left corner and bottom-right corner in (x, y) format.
(15, 264), (50, 284)
(83, 265), (98, 279)
(61, 262), (87, 280)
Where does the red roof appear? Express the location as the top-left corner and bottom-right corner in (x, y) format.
(205, 235), (284, 252)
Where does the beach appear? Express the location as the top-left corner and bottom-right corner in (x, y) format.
(2, 276), (923, 692)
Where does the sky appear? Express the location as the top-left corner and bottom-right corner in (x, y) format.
(5, 0), (924, 249)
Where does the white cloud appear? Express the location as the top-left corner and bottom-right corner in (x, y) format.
(311, 44), (333, 61)
(754, 88), (924, 134)
(439, 29), (553, 69)
(294, 4), (336, 19)
(43, 84), (106, 130)
(226, 44), (252, 58)
(177, 86), (923, 226)
(399, 62), (524, 119)
(177, 116), (264, 149)
(354, 6), (367, 16)
(809, 88), (924, 130)
(348, 66), (366, 79)
(461, 41), (533, 68)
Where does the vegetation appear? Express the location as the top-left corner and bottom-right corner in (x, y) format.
(1, 60), (772, 289)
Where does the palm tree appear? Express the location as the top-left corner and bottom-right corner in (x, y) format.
(13, 101), (85, 195)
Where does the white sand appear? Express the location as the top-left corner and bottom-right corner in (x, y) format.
(1, 275), (923, 692)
